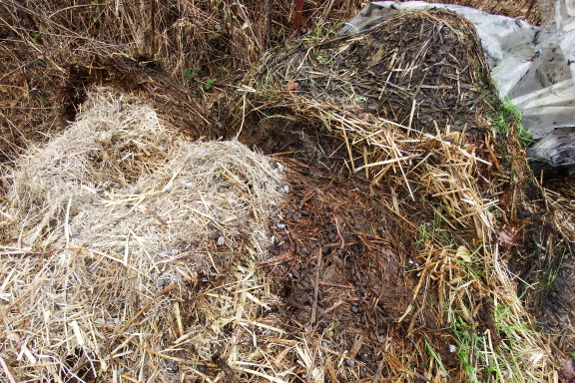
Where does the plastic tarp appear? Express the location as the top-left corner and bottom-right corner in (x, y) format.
(339, 1), (575, 168)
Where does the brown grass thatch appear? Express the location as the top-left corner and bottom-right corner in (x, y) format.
(1, 1), (572, 382)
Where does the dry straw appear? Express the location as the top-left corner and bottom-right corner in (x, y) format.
(0, 0), (366, 162)
(0, 90), (295, 382)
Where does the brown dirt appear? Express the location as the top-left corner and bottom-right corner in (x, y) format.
(266, 160), (422, 380)
(520, 177), (575, 355)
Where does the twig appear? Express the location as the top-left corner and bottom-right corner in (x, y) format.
(0, 356), (16, 383)
(48, 4), (105, 18)
(116, 283), (176, 334)
(212, 354), (237, 383)
(65, 196), (72, 244)
(317, 281), (354, 289)
(310, 247), (322, 325)
(258, 251), (295, 267)
(332, 213), (345, 249)
(372, 357), (385, 383)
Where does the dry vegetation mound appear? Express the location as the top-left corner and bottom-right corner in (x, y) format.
(0, 0), (362, 164)
(222, 8), (563, 382)
(0, 91), (290, 382)
(253, 10), (490, 134)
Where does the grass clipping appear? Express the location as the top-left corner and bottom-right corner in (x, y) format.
(230, 9), (560, 382)
(0, 90), (288, 382)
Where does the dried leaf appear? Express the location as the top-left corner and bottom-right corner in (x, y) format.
(455, 246), (472, 262)
(563, 360), (575, 381)
(497, 229), (515, 246)
(285, 80), (300, 91)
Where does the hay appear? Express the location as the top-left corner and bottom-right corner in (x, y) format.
(0, 90), (291, 382)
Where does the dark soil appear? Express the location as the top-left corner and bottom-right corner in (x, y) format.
(226, 92), (463, 379)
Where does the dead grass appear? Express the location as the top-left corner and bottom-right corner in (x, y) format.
(0, 90), (292, 382)
(396, 0), (541, 24)
(0, 0), (366, 165)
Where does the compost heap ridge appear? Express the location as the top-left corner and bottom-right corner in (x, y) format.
(245, 10), (491, 136)
(0, 91), (289, 382)
(225, 8), (562, 382)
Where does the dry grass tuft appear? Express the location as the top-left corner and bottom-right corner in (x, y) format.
(0, 0), (366, 165)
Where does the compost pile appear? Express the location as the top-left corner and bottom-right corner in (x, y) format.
(1, 1), (574, 383)
(225, 8), (562, 382)
(237, 10), (491, 139)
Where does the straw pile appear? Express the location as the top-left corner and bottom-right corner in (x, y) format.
(0, 0), (367, 165)
(0, 90), (292, 382)
(224, 9), (563, 382)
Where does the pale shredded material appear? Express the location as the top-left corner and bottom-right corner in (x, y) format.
(0, 90), (289, 382)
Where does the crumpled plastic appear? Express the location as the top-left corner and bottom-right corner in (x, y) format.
(339, 1), (575, 168)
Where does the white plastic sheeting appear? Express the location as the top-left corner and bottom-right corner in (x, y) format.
(340, 1), (575, 167)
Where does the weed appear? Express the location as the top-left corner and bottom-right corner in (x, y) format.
(489, 94), (534, 146)
(323, 321), (341, 336)
(91, 1), (100, 23)
(451, 316), (486, 383)
(259, 114), (296, 123)
(293, 150), (309, 161)
(204, 78), (218, 90)
(185, 69), (200, 79)
(518, 122), (535, 145)
(311, 20), (345, 39)
(443, 241), (545, 383)
(545, 245), (566, 287)
(424, 340), (450, 379)
(415, 212), (452, 249)
(29, 31), (39, 43)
